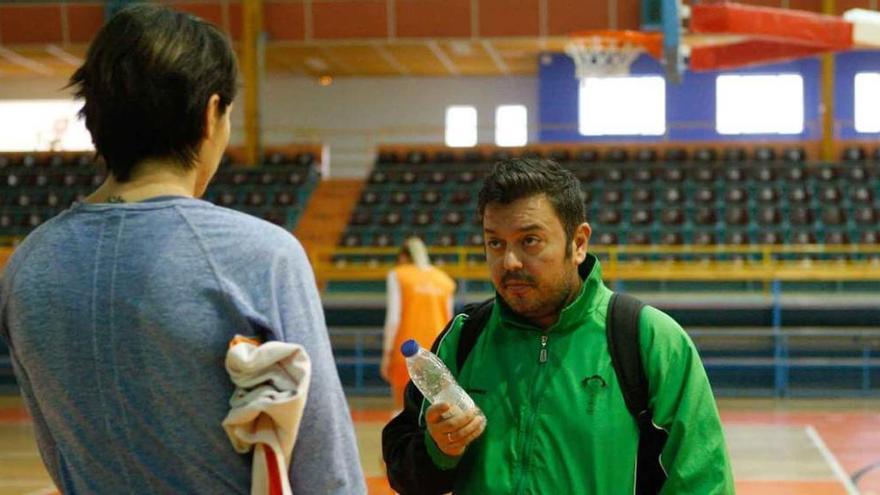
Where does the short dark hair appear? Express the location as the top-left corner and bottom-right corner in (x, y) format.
(477, 158), (586, 251)
(69, 4), (237, 181)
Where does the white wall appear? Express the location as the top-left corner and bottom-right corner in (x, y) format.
(0, 74), (538, 177)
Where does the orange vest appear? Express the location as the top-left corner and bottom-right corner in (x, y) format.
(388, 264), (456, 388)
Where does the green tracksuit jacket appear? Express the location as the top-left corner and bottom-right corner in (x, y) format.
(383, 255), (735, 494)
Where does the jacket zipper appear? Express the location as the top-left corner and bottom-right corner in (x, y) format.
(515, 333), (550, 494)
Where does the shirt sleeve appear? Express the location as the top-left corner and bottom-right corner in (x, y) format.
(383, 270), (401, 355)
(639, 306), (735, 495)
(273, 238), (367, 494)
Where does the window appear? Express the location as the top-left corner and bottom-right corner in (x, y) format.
(579, 76), (665, 136)
(445, 106), (477, 147)
(855, 72), (880, 133)
(0, 100), (93, 151)
(716, 74), (804, 135)
(495, 105), (528, 147)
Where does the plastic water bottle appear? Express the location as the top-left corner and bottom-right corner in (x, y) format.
(401, 339), (483, 417)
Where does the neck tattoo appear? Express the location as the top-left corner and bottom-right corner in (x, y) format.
(107, 196), (126, 203)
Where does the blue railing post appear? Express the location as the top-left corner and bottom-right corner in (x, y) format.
(771, 279), (787, 397)
(354, 331), (364, 393)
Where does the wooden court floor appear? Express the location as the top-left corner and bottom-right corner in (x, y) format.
(1, 395), (878, 494)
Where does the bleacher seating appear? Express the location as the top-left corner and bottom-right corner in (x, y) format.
(337, 144), (880, 265)
(0, 150), (320, 243)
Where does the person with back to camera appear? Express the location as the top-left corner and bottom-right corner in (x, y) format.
(0, 5), (365, 493)
(381, 236), (457, 411)
(382, 158), (734, 494)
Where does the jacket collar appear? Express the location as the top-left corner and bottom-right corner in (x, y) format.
(496, 253), (608, 333)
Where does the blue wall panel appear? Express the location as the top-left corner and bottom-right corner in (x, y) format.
(538, 51), (844, 144)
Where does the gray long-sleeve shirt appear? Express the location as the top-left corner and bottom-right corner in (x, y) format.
(0, 197), (366, 494)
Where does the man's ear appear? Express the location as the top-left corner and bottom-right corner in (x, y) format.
(203, 94), (222, 140)
(572, 222), (592, 265)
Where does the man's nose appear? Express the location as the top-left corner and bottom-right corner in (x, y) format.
(503, 247), (523, 271)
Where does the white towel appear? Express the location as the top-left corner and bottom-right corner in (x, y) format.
(222, 336), (311, 495)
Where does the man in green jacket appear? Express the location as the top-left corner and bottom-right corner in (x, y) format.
(382, 158), (734, 494)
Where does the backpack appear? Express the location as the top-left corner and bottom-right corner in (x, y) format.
(449, 292), (668, 495)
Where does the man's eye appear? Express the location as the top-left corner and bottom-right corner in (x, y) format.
(487, 239), (502, 249)
(524, 237), (540, 246)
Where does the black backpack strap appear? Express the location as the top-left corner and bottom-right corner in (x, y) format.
(606, 292), (668, 495)
(455, 298), (495, 372)
(606, 292), (648, 417)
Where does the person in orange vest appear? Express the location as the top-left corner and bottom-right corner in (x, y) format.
(381, 236), (456, 410)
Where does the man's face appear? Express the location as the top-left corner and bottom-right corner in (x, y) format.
(483, 194), (590, 327)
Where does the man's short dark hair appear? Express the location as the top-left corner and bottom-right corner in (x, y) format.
(477, 158), (586, 253)
(69, 4), (237, 181)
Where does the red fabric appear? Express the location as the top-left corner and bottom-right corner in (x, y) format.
(263, 445), (284, 495)
(691, 2), (853, 50)
(690, 40), (830, 71)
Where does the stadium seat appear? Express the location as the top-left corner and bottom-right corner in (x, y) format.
(635, 149), (657, 162)
(604, 168), (625, 182)
(852, 186), (873, 204)
(661, 232), (683, 245)
(548, 149), (570, 162)
(693, 148), (717, 163)
(663, 167), (685, 183)
(788, 187), (810, 203)
(405, 151), (427, 165)
(663, 187), (684, 203)
(725, 187), (747, 203)
(663, 148), (688, 163)
(604, 149), (629, 163)
(790, 206), (814, 226)
(575, 149), (599, 162)
(413, 211), (433, 226)
(661, 208), (685, 225)
(695, 207), (717, 226)
(693, 231), (716, 245)
(725, 167), (746, 182)
(632, 187), (653, 203)
(594, 232), (618, 245)
(442, 211), (464, 226)
(400, 171), (417, 184)
(849, 166), (869, 182)
(436, 233), (456, 247)
(821, 207), (846, 226)
(391, 191), (410, 205)
(631, 208), (653, 225)
(757, 186), (778, 203)
(753, 147), (776, 162)
(758, 206), (781, 225)
(275, 191), (296, 206)
(598, 209), (621, 225)
(695, 187), (715, 203)
(381, 212), (402, 226)
(842, 146), (865, 162)
(421, 190), (441, 204)
(855, 207), (878, 225)
(693, 168), (715, 182)
(602, 189), (623, 204)
(628, 232), (651, 245)
(725, 207), (749, 226)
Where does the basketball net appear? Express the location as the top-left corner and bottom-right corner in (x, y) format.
(565, 31), (663, 79)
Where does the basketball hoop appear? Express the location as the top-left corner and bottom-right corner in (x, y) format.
(565, 30), (664, 79)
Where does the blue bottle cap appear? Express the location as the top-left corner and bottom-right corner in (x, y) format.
(400, 339), (419, 357)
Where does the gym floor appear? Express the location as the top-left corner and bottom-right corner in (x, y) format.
(1, 395), (878, 494)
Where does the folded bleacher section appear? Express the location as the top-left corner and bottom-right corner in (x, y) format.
(0, 149), (320, 244)
(338, 144), (880, 264)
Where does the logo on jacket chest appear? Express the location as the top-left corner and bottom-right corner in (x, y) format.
(582, 375), (607, 414)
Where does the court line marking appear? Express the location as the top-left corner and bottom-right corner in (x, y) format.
(806, 425), (861, 495)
